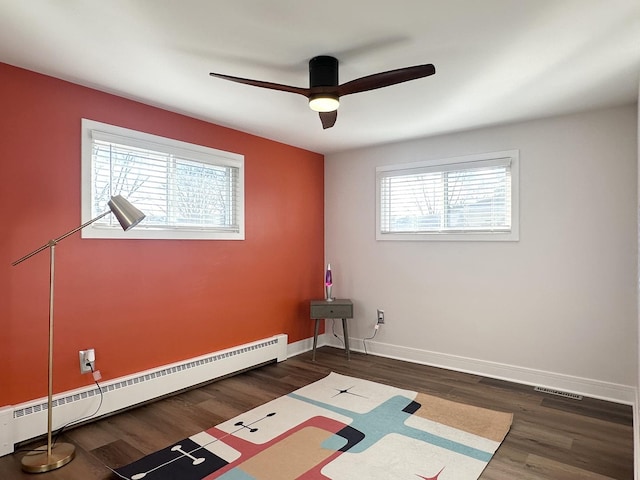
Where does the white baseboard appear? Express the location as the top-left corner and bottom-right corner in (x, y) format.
(286, 332), (330, 358)
(635, 388), (639, 480)
(1, 334), (288, 457)
(313, 332), (640, 476)
(0, 408), (12, 457)
(325, 336), (636, 405)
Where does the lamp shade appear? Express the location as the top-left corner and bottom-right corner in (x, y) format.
(108, 195), (146, 231)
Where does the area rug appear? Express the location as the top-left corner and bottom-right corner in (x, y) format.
(113, 372), (512, 480)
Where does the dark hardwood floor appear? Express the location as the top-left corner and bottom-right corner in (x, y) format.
(0, 347), (634, 479)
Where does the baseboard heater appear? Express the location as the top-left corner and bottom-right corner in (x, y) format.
(0, 334), (288, 457)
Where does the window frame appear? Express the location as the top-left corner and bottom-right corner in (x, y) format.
(81, 119), (245, 240)
(376, 150), (519, 242)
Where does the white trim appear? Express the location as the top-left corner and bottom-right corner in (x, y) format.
(326, 336), (636, 405)
(0, 408), (13, 457)
(80, 118), (245, 241)
(376, 149), (519, 242)
(635, 78), (639, 480)
(636, 78), (639, 480)
(634, 387), (639, 480)
(286, 332), (330, 359)
(375, 152), (514, 175)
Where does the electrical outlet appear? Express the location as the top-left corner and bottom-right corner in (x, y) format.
(79, 349), (95, 374)
(377, 309), (385, 324)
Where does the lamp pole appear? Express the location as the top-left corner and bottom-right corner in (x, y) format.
(12, 196), (144, 473)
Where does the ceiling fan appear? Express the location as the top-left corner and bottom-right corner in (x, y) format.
(210, 56), (436, 129)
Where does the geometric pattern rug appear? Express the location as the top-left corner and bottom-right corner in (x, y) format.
(113, 372), (512, 479)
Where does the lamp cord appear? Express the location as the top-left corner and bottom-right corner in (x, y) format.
(331, 319), (345, 347)
(14, 366), (132, 479)
(51, 364), (104, 447)
(363, 326), (379, 355)
(15, 365), (104, 454)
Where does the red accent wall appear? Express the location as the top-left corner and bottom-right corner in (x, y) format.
(0, 63), (324, 406)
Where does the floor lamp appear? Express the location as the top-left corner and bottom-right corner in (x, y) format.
(12, 195), (145, 473)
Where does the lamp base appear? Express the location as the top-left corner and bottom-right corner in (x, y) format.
(325, 284), (333, 302)
(21, 442), (75, 473)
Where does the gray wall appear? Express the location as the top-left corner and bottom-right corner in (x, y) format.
(325, 105), (638, 402)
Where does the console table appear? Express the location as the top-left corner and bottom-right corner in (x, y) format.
(309, 298), (353, 361)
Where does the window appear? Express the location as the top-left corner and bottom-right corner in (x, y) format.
(376, 150), (519, 241)
(81, 119), (244, 240)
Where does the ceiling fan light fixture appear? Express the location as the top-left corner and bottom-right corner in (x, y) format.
(308, 94), (339, 112)
(210, 53), (435, 129)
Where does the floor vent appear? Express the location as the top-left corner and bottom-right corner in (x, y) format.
(534, 386), (583, 400)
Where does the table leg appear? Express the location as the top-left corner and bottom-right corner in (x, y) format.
(312, 319), (320, 361)
(342, 318), (350, 361)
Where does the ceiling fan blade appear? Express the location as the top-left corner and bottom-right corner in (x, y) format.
(209, 72), (309, 97)
(338, 64), (436, 97)
(319, 110), (337, 129)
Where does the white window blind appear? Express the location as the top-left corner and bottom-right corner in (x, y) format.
(81, 119), (244, 240)
(376, 150), (519, 241)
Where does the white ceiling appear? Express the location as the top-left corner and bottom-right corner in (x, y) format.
(1, 0), (639, 154)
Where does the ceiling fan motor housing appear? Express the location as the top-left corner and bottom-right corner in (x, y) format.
(309, 56), (339, 87)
